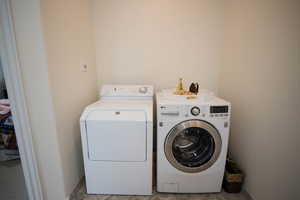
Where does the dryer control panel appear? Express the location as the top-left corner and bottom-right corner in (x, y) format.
(100, 85), (154, 97)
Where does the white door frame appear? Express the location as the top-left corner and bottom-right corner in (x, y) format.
(0, 1), (43, 200)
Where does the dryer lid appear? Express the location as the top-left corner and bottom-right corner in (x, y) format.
(86, 109), (146, 122)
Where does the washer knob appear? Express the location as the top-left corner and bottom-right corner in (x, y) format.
(191, 106), (200, 116)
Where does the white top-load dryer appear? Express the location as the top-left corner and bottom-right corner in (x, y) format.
(80, 85), (153, 195)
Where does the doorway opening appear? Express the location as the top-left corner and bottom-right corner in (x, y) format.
(0, 59), (28, 200)
(0, 0), (43, 200)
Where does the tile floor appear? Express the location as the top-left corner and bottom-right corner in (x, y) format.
(0, 160), (28, 200)
(70, 181), (252, 200)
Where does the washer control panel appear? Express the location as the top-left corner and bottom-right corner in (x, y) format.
(158, 104), (229, 121)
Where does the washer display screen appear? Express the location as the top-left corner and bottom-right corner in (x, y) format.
(210, 106), (228, 113)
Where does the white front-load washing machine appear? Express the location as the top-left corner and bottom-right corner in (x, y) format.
(156, 90), (231, 193)
(80, 85), (153, 195)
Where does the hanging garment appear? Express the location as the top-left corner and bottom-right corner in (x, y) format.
(0, 113), (19, 161)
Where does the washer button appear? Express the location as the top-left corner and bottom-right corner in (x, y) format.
(224, 122), (228, 128)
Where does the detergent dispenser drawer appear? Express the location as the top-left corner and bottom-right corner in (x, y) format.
(86, 110), (147, 162)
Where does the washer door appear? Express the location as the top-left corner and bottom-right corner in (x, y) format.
(165, 120), (221, 173)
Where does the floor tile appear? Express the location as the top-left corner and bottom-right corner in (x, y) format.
(70, 181), (251, 200)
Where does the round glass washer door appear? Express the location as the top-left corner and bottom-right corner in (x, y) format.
(164, 120), (222, 173)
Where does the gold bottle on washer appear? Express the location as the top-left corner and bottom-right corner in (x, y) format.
(176, 78), (184, 91)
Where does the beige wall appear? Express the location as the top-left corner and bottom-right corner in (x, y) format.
(11, 0), (97, 199)
(92, 0), (224, 92)
(40, 0), (98, 198)
(220, 1), (300, 200)
(10, 0), (66, 199)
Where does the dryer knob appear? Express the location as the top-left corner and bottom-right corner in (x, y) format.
(191, 106), (200, 116)
(139, 87), (148, 94)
